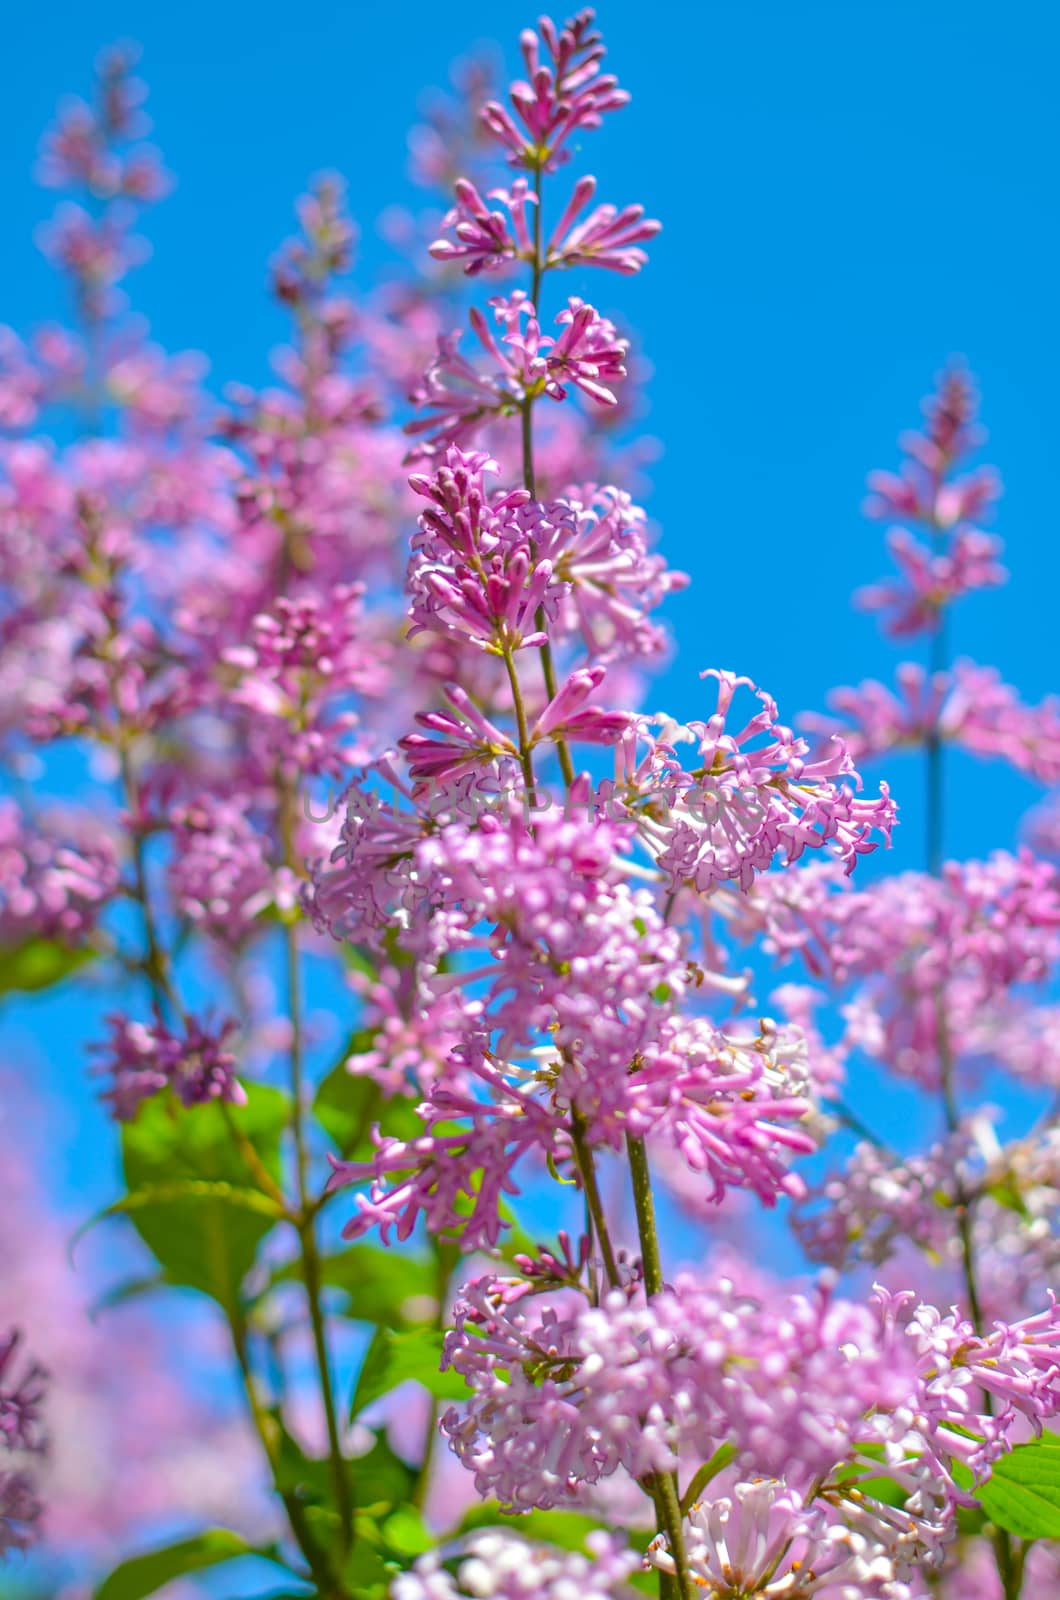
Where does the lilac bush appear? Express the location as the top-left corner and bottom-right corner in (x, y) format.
(3, 13), (1060, 1600)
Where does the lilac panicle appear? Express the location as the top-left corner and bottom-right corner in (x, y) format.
(0, 1328), (47, 1559)
(94, 1014), (246, 1121)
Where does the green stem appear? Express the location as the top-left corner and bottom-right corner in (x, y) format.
(229, 1309), (344, 1598)
(221, 1100), (290, 1214)
(530, 163), (543, 315)
(571, 1110), (621, 1288)
(119, 745), (183, 1022)
(276, 771), (352, 1553)
(522, 164), (575, 791)
(502, 645), (538, 794)
(285, 911), (354, 1555)
(626, 1133), (695, 1600)
(626, 1133), (666, 1296)
(412, 1240), (458, 1510)
(924, 601), (1020, 1593)
(925, 609), (948, 879)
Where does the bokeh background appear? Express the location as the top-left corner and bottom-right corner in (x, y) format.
(2, 0), (1058, 1591)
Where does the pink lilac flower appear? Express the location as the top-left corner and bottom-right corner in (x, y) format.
(613, 670), (895, 894)
(306, 769), (438, 946)
(400, 670), (632, 787)
(545, 173), (661, 273)
(855, 526), (1005, 637)
(37, 44), (168, 197)
(801, 1119), (1060, 1323)
(323, 804), (693, 1243)
(857, 367), (1004, 638)
(431, 171), (659, 278)
(271, 173), (356, 307)
(0, 328), (47, 427)
(743, 851), (1060, 1088)
(0, 1470), (42, 1557)
(481, 10), (629, 172)
(0, 799), (119, 945)
(392, 1528), (640, 1600)
(37, 203), (149, 323)
(440, 1264), (1060, 1539)
(400, 688), (523, 787)
(103, 342), (212, 435)
(407, 449), (684, 663)
(429, 177), (536, 274)
(405, 456), (552, 653)
(328, 1061), (565, 1249)
(0, 1333), (47, 1457)
(167, 794), (295, 944)
(314, 774), (693, 1150)
(0, 1328), (47, 1561)
(529, 483), (687, 660)
(544, 298), (628, 404)
(94, 1013), (246, 1121)
(220, 586), (382, 780)
(632, 1014), (817, 1205)
(796, 1120), (991, 1270)
(32, 46), (169, 334)
(340, 959), (466, 1099)
(647, 1479), (926, 1598)
(803, 660), (1060, 783)
(769, 982), (849, 1095)
(870, 1290), (1060, 1497)
(397, 803), (679, 1051)
(439, 1272), (912, 1510)
(406, 329), (516, 459)
(863, 370), (998, 530)
(17, 485), (202, 740)
(406, 296), (627, 458)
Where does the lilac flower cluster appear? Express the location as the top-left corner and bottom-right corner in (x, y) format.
(394, 1529), (640, 1600)
(94, 1014), (245, 1121)
(856, 369), (1004, 637)
(0, 1331), (46, 1556)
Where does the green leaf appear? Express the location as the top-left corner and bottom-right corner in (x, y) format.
(380, 1506), (433, 1559)
(341, 1540), (390, 1596)
(271, 1244), (437, 1327)
(457, 1504), (610, 1550)
(349, 1431), (416, 1513)
(978, 1431), (1060, 1539)
(628, 1572), (659, 1596)
(352, 1326), (467, 1418)
(274, 1425), (335, 1508)
(313, 1059), (421, 1160)
(680, 1443), (738, 1512)
(985, 1178), (1031, 1218)
(832, 1444), (910, 1512)
(118, 1085), (289, 1306)
(93, 1529), (254, 1600)
(102, 1178), (282, 1221)
(313, 1059), (381, 1157)
(343, 944), (379, 980)
(88, 1273), (169, 1319)
(272, 1423), (414, 1526)
(0, 937), (93, 997)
